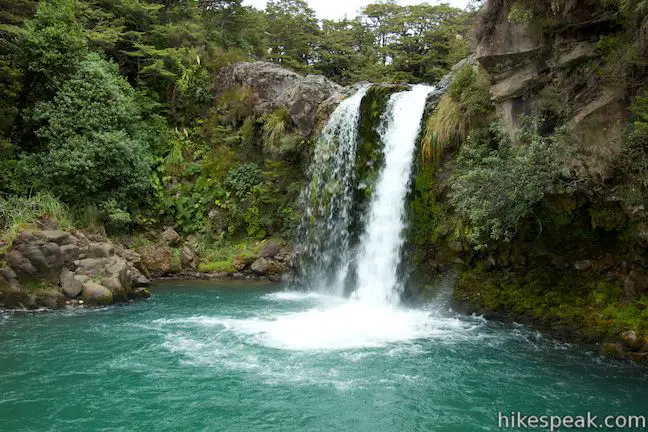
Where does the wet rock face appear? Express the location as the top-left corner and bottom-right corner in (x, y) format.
(214, 61), (344, 137)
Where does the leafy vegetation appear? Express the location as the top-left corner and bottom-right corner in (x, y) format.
(450, 121), (571, 248)
(0, 0), (471, 246)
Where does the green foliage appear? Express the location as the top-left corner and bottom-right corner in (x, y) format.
(18, 0), (87, 93)
(16, 53), (152, 209)
(450, 121), (570, 248)
(198, 260), (235, 273)
(422, 64), (493, 163)
(225, 163), (264, 197)
(0, 193), (72, 243)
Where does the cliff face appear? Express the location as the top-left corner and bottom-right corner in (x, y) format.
(408, 0), (648, 364)
(476, 0), (626, 180)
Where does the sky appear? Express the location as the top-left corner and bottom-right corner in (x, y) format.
(242, 0), (472, 20)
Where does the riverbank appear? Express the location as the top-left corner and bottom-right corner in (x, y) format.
(0, 226), (294, 310)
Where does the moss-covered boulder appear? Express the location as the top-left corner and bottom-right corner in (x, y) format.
(81, 282), (113, 306)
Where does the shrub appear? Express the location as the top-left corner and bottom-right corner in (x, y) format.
(224, 163), (264, 197)
(18, 131), (151, 208)
(15, 53), (152, 210)
(449, 121), (569, 248)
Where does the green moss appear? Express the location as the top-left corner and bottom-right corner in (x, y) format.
(21, 280), (57, 292)
(198, 260), (235, 273)
(589, 205), (627, 230)
(348, 85), (406, 240)
(454, 267), (648, 341)
(170, 247), (182, 272)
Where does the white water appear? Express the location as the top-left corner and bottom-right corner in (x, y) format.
(282, 85), (435, 352)
(353, 85), (433, 306)
(296, 86), (368, 295)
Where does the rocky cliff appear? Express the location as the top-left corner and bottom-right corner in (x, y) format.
(408, 0), (648, 364)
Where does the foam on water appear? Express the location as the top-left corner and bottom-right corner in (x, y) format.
(155, 297), (485, 354)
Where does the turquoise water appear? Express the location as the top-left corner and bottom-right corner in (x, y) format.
(0, 281), (646, 431)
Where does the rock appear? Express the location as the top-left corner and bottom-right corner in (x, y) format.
(232, 258), (246, 271)
(259, 241), (280, 258)
(250, 257), (269, 274)
(10, 243), (64, 282)
(6, 250), (38, 279)
(101, 276), (123, 292)
(162, 227), (182, 246)
(90, 242), (114, 258)
(214, 61), (343, 137)
(39, 230), (72, 246)
(60, 244), (80, 268)
(133, 287), (151, 299)
(30, 243), (63, 278)
(275, 245), (295, 267)
(600, 342), (627, 360)
(232, 272), (245, 279)
(267, 259), (287, 275)
(573, 260), (592, 271)
(81, 282), (113, 305)
(133, 272), (151, 287)
(181, 247), (197, 270)
(138, 243), (173, 276)
(621, 331), (644, 351)
(60, 268), (83, 298)
(34, 288), (66, 309)
(75, 257), (113, 275)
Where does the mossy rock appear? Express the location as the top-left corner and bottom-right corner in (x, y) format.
(81, 282), (114, 306)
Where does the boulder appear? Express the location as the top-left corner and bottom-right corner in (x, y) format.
(259, 241), (281, 258)
(6, 250), (38, 279)
(8, 242), (63, 282)
(39, 230), (73, 246)
(75, 257), (113, 275)
(90, 242), (115, 258)
(250, 257), (269, 274)
(138, 243), (173, 276)
(60, 244), (80, 268)
(81, 282), (113, 305)
(181, 247), (197, 270)
(134, 273), (151, 287)
(133, 287), (151, 299)
(600, 342), (627, 360)
(162, 227), (182, 246)
(60, 268), (84, 298)
(214, 61), (344, 137)
(621, 331), (644, 351)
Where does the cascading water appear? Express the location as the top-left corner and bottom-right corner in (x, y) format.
(353, 85), (433, 306)
(295, 86), (368, 295)
(297, 84), (432, 305)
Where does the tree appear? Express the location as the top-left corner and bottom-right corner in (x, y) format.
(17, 53), (152, 209)
(265, 0), (319, 70)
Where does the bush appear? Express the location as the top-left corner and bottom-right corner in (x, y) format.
(224, 163), (264, 197)
(15, 52), (152, 210)
(449, 121), (569, 248)
(18, 131), (151, 208)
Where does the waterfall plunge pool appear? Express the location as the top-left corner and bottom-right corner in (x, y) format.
(1, 281), (646, 431)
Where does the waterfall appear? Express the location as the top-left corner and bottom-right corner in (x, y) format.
(296, 84), (432, 305)
(295, 86), (368, 296)
(353, 85), (433, 306)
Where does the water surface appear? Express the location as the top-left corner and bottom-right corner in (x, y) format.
(0, 281), (646, 431)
